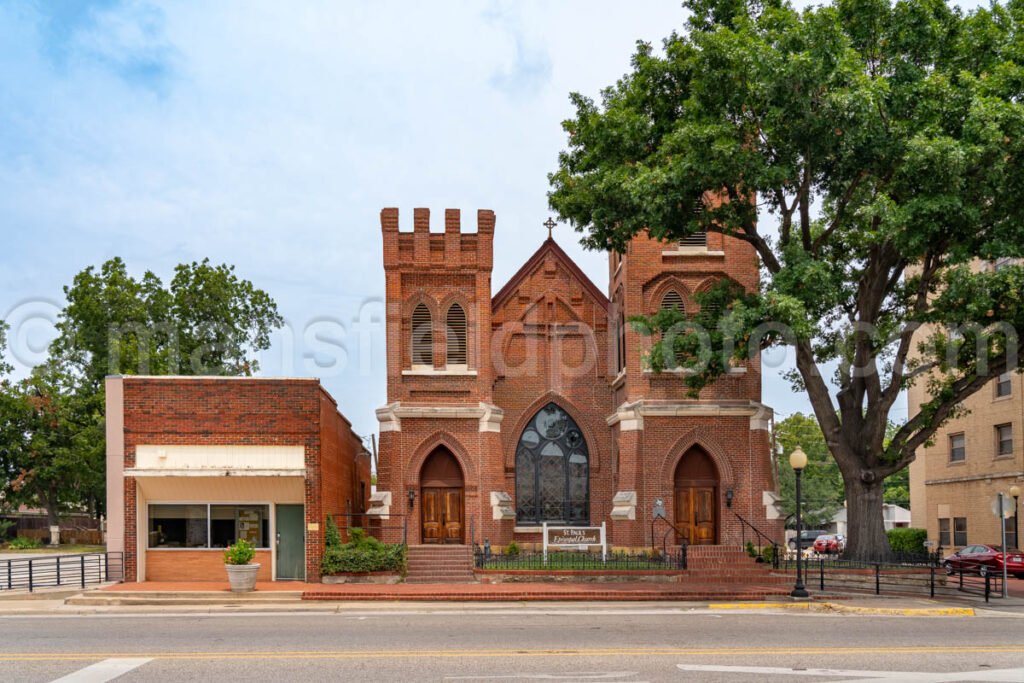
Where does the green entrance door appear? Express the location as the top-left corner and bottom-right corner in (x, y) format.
(275, 504), (305, 581)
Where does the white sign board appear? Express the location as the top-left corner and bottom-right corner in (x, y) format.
(542, 522), (607, 562)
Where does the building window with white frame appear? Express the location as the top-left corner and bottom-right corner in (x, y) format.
(996, 424), (1014, 458)
(938, 518), (951, 547)
(996, 372), (1012, 398)
(949, 433), (966, 463)
(953, 517), (968, 546)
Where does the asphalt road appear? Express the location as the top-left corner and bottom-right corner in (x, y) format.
(3, 606), (1024, 682)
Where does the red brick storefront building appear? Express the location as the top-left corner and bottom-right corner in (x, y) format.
(375, 208), (781, 549)
(107, 377), (371, 583)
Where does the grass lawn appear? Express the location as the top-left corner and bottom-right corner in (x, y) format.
(0, 544), (106, 555)
(480, 551), (677, 571)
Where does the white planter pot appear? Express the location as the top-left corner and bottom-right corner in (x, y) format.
(225, 563), (260, 592)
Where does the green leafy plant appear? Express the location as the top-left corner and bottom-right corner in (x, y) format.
(321, 530), (405, 575)
(745, 541), (757, 558)
(760, 545), (776, 566)
(505, 540), (520, 556)
(887, 528), (928, 555)
(223, 539), (256, 565)
(0, 519), (15, 540)
(324, 516), (342, 551)
(8, 536), (42, 550)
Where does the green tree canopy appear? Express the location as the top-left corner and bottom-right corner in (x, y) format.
(53, 257), (283, 388)
(775, 413), (844, 529)
(0, 258), (283, 526)
(549, 0), (1024, 558)
(0, 321), (10, 377)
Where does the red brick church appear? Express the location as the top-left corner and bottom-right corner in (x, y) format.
(374, 207), (781, 550)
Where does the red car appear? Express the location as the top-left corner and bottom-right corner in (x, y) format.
(813, 534), (843, 554)
(943, 545), (1024, 579)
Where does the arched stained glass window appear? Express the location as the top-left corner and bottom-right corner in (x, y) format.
(515, 403), (589, 525)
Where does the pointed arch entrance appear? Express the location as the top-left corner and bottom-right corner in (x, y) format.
(674, 446), (719, 545)
(420, 447), (464, 544)
(515, 403), (590, 525)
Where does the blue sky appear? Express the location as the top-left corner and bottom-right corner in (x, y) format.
(0, 1), (986, 437)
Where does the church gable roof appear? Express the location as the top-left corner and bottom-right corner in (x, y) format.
(491, 238), (609, 314)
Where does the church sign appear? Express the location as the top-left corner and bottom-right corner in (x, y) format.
(542, 522), (607, 562)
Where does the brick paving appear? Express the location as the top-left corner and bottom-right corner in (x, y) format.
(302, 581), (790, 602)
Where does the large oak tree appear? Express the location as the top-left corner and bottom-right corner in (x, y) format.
(549, 0), (1024, 558)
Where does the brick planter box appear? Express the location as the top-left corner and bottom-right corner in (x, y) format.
(475, 570), (685, 584)
(322, 571), (403, 585)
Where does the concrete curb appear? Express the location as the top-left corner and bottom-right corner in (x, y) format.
(708, 602), (975, 617)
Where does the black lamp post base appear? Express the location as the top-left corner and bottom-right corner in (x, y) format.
(790, 586), (810, 599)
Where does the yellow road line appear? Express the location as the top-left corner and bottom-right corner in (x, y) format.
(707, 602), (975, 617)
(2, 645), (1024, 662)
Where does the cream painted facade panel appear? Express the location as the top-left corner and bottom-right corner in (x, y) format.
(135, 476), (305, 503)
(135, 445), (306, 471)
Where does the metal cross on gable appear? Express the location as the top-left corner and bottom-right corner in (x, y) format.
(544, 217), (557, 240)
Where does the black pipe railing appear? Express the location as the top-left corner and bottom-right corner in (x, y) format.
(776, 554), (1003, 601)
(733, 511), (781, 569)
(0, 552), (123, 592)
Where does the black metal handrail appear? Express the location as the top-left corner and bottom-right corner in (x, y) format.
(733, 511), (781, 568)
(1, 552), (124, 592)
(332, 513), (408, 546)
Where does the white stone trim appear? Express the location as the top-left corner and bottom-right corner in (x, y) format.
(376, 401), (504, 433)
(490, 491), (515, 520)
(610, 491), (637, 520)
(661, 249), (726, 257)
(606, 400), (773, 432)
(125, 468), (306, 478)
(642, 366), (747, 376)
(367, 491), (392, 519)
(401, 367), (478, 376)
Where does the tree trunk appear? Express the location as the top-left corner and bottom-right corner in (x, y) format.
(842, 476), (890, 560)
(45, 486), (61, 547)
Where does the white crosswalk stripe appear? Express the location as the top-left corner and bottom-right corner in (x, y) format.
(49, 658), (153, 683)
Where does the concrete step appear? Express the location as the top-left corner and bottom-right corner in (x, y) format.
(66, 591), (303, 606)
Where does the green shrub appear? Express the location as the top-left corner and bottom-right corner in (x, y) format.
(760, 544), (776, 565)
(887, 527), (927, 554)
(8, 536), (41, 550)
(745, 541), (757, 558)
(0, 519), (15, 540)
(505, 540), (520, 556)
(321, 530), (406, 575)
(325, 516), (342, 551)
(223, 539), (256, 565)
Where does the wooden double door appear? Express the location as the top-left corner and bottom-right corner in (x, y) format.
(675, 486), (716, 546)
(421, 487), (464, 544)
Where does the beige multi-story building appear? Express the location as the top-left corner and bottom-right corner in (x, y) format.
(909, 310), (1023, 551)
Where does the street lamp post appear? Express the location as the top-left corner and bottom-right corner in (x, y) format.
(1011, 485), (1021, 550)
(790, 446), (809, 599)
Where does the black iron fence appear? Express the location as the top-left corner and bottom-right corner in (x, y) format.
(1, 552), (124, 592)
(778, 554), (1005, 602)
(475, 548), (687, 571)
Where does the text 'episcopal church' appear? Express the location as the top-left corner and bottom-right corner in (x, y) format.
(374, 208), (783, 549)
